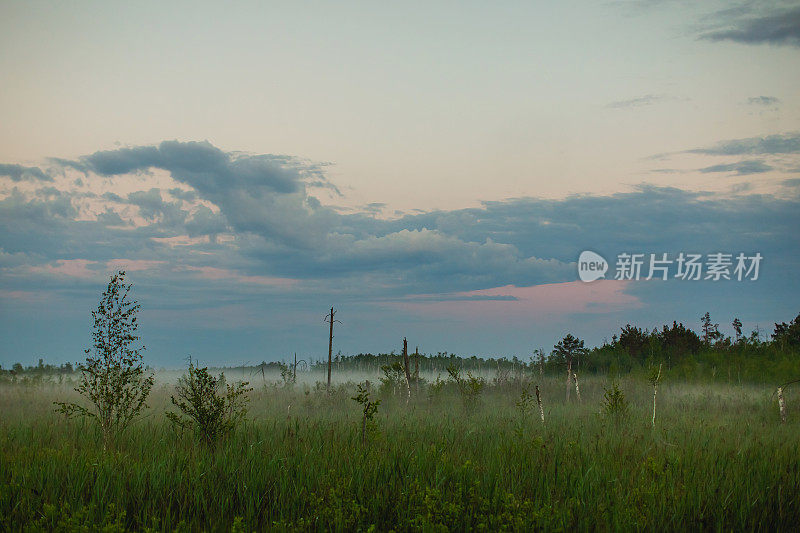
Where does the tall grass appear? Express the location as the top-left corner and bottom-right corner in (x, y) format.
(1, 375), (799, 530)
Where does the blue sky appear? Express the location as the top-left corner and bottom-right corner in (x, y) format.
(1, 1), (799, 367)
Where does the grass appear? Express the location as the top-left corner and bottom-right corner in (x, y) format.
(1, 374), (799, 531)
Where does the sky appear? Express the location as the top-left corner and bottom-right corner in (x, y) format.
(1, 0), (799, 368)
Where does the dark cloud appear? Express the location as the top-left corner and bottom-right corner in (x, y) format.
(96, 208), (128, 226)
(80, 141), (304, 195)
(185, 205), (229, 238)
(0, 189), (79, 255)
(102, 192), (126, 203)
(68, 141), (341, 248)
(0, 163), (52, 182)
(127, 188), (187, 227)
(3, 141), (799, 301)
(606, 94), (665, 109)
(363, 202), (387, 212)
(700, 6), (800, 47)
(168, 187), (198, 202)
(746, 95), (781, 106)
(699, 160), (773, 175)
(689, 132), (800, 156)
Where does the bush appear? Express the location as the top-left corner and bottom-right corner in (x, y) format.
(379, 361), (407, 397)
(602, 382), (629, 421)
(352, 381), (380, 444)
(166, 362), (252, 447)
(447, 364), (485, 413)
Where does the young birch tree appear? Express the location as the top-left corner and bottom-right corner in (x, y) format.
(55, 271), (154, 449)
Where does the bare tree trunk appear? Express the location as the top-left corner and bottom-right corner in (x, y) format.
(414, 346), (420, 394)
(778, 387), (787, 423)
(535, 385), (545, 423)
(402, 338), (411, 401)
(327, 307), (334, 391)
(652, 363), (662, 429)
(572, 372), (581, 402)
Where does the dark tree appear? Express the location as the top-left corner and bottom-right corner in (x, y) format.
(618, 324), (648, 360)
(657, 321), (701, 364)
(701, 312), (721, 345)
(773, 313), (800, 349)
(553, 334), (588, 401)
(732, 318), (743, 343)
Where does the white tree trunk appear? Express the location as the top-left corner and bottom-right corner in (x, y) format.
(565, 358), (572, 402)
(535, 385), (545, 423)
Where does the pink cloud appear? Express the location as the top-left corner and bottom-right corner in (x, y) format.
(184, 266), (297, 287)
(106, 259), (166, 272)
(34, 259), (98, 278)
(391, 280), (641, 324)
(0, 289), (49, 303)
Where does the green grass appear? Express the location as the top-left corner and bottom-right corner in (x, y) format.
(1, 375), (799, 531)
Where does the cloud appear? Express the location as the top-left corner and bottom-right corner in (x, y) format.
(392, 281), (641, 324)
(2, 140), (800, 364)
(126, 188), (187, 227)
(67, 141), (346, 248)
(408, 294), (520, 302)
(699, 159), (773, 175)
(96, 208), (129, 226)
(700, 6), (800, 47)
(688, 132), (800, 156)
(78, 141), (315, 195)
(606, 94), (665, 109)
(106, 259), (167, 272)
(6, 143), (799, 301)
(184, 205), (229, 238)
(181, 265), (296, 287)
(33, 259), (98, 279)
(168, 187), (198, 202)
(0, 163), (52, 182)
(746, 96), (781, 106)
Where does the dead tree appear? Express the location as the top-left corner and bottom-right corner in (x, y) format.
(414, 346), (420, 394)
(535, 385), (545, 423)
(323, 307), (341, 391)
(650, 363), (662, 429)
(402, 338), (412, 400)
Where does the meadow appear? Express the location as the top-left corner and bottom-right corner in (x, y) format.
(2, 370), (799, 531)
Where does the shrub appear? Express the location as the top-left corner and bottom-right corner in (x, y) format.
(379, 361), (406, 397)
(447, 364), (485, 413)
(602, 382), (629, 421)
(167, 361), (252, 447)
(352, 381), (380, 444)
(278, 361), (295, 387)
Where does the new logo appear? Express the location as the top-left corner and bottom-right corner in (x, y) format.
(578, 251), (608, 282)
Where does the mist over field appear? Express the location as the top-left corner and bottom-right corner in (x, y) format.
(2, 0), (800, 530)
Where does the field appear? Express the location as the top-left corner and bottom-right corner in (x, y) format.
(2, 371), (799, 531)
